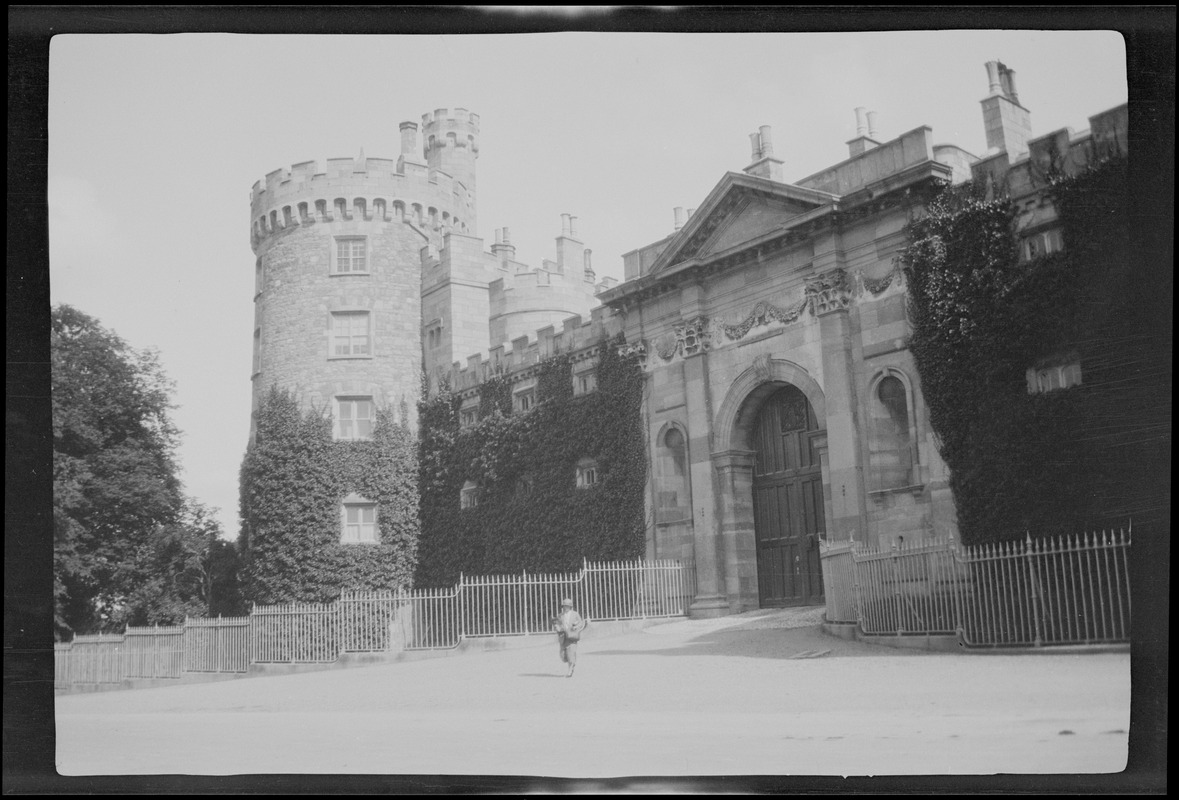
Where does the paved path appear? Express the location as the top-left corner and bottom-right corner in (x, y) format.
(56, 607), (1130, 777)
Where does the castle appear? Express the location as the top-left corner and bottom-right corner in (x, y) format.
(249, 107), (614, 436)
(247, 62), (1130, 615)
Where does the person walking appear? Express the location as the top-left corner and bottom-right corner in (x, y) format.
(553, 598), (587, 677)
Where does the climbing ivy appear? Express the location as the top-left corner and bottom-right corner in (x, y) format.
(416, 337), (647, 587)
(238, 386), (419, 604)
(902, 156), (1165, 544)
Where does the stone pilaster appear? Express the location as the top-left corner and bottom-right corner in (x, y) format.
(809, 270), (868, 542)
(712, 449), (758, 612)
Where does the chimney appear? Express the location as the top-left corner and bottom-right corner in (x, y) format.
(556, 214), (583, 274)
(399, 121), (422, 162)
(491, 226), (515, 263)
(743, 126), (784, 182)
(980, 60), (1032, 158)
(673, 206), (685, 231)
(847, 108), (882, 157)
(583, 249), (595, 281)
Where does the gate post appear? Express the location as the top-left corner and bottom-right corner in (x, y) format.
(1026, 532), (1043, 647)
(892, 543), (904, 635)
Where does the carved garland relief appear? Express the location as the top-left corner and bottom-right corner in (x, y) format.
(646, 264), (901, 364)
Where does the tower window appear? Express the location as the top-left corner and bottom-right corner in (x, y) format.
(514, 389), (536, 414)
(1020, 228), (1064, 262)
(1027, 359), (1082, 394)
(460, 480), (479, 510)
(335, 397), (374, 441)
(573, 370), (597, 396)
(333, 237), (368, 274)
(576, 458), (600, 489)
(341, 502), (378, 544)
(331, 311), (371, 357)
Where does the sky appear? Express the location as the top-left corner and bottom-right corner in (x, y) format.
(47, 29), (1129, 540)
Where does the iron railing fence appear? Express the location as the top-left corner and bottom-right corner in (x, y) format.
(820, 529), (1131, 647)
(397, 559), (688, 649)
(55, 559), (691, 684)
(183, 616), (250, 673)
(250, 601), (339, 664)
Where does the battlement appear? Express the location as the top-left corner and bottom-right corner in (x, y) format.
(422, 107), (480, 155)
(422, 107), (480, 131)
(441, 304), (624, 395)
(250, 154), (475, 250)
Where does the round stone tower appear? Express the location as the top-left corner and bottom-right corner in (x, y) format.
(248, 109), (479, 437)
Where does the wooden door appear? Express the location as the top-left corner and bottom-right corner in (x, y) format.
(751, 385), (825, 606)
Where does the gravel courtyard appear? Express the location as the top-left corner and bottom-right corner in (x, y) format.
(56, 607), (1130, 778)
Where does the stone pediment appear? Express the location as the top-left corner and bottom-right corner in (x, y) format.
(650, 173), (836, 275)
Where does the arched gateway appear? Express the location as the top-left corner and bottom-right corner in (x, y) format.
(750, 385), (825, 606)
(711, 358), (829, 610)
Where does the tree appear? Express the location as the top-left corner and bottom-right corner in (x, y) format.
(52, 304), (223, 635)
(124, 500), (246, 625)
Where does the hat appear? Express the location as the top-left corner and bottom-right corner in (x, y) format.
(561, 598), (574, 607)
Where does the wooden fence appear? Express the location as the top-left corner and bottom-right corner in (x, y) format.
(820, 529), (1131, 647)
(54, 559), (690, 686)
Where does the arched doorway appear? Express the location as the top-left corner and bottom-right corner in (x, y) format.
(751, 384), (825, 606)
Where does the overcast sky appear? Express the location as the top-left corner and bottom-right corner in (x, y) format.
(48, 30), (1128, 540)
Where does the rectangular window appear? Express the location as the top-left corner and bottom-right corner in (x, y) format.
(342, 503), (378, 544)
(252, 329), (261, 375)
(1021, 228), (1064, 262)
(335, 237), (367, 273)
(1027, 361), (1082, 394)
(514, 390), (535, 414)
(331, 311), (371, 357)
(574, 371), (597, 396)
(459, 407), (478, 428)
(336, 397), (374, 441)
(576, 460), (600, 489)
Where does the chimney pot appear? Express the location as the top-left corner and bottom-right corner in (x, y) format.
(985, 61), (1003, 94)
(854, 107), (868, 137)
(866, 110), (879, 139)
(749, 132), (762, 161)
(758, 125), (774, 157)
(673, 206), (685, 230)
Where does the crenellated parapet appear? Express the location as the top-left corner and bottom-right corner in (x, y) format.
(421, 107), (480, 156)
(437, 304), (624, 396)
(249, 152), (473, 251)
(969, 102), (1127, 201)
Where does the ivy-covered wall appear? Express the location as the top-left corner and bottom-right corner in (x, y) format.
(416, 338), (647, 587)
(902, 156), (1169, 544)
(239, 387), (419, 604)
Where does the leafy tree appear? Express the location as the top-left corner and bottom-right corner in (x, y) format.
(124, 500), (246, 625)
(52, 305), (245, 635)
(52, 305), (184, 635)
